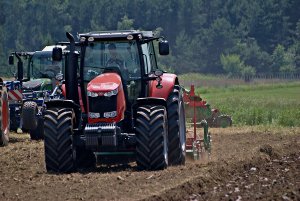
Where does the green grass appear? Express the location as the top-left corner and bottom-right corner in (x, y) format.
(193, 82), (300, 127)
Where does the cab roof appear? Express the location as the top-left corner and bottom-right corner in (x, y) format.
(79, 30), (154, 40)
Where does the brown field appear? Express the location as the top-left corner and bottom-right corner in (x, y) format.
(0, 126), (299, 201)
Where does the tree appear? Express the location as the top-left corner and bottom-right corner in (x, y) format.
(221, 53), (255, 81)
(271, 44), (296, 73)
(220, 54), (244, 76)
(117, 15), (134, 30)
(280, 50), (296, 73)
(233, 40), (272, 73)
(271, 44), (286, 72)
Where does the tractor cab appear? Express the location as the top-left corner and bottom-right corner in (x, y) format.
(27, 45), (66, 91)
(79, 31), (168, 127)
(9, 45), (67, 91)
(79, 31), (167, 102)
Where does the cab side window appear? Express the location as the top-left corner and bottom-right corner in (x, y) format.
(148, 42), (158, 70)
(141, 43), (151, 74)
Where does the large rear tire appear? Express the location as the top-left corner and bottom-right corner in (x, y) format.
(44, 108), (75, 173)
(22, 101), (38, 130)
(135, 105), (168, 170)
(167, 85), (186, 165)
(0, 87), (9, 146)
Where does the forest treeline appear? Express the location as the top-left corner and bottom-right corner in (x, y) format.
(0, 0), (299, 75)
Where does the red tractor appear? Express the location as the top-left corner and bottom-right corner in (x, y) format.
(0, 78), (10, 146)
(44, 31), (186, 172)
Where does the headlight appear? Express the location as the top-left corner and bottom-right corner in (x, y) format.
(104, 88), (118, 97)
(87, 91), (98, 97)
(104, 111), (117, 118)
(89, 112), (100, 118)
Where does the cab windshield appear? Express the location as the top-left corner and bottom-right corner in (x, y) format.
(83, 40), (141, 82)
(30, 51), (63, 79)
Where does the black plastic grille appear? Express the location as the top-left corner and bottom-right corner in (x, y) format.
(88, 95), (117, 116)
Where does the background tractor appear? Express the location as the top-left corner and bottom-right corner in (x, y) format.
(44, 30), (187, 172)
(7, 45), (66, 139)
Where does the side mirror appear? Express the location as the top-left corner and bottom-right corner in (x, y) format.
(8, 55), (14, 65)
(159, 40), (169, 55)
(52, 47), (63, 61)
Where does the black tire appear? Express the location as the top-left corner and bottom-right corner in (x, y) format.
(75, 147), (96, 169)
(44, 108), (75, 173)
(0, 88), (9, 146)
(29, 116), (44, 140)
(22, 101), (38, 130)
(9, 106), (21, 132)
(213, 115), (232, 128)
(167, 85), (186, 165)
(135, 105), (168, 170)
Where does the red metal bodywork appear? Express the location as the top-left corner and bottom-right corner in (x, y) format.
(61, 84), (86, 113)
(1, 89), (9, 134)
(184, 85), (206, 151)
(183, 85), (207, 108)
(87, 73), (126, 124)
(148, 73), (177, 100)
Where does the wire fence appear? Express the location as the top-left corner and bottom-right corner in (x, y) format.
(233, 73), (300, 80)
(180, 73), (300, 88)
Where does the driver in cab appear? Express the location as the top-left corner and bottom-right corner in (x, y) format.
(106, 43), (128, 73)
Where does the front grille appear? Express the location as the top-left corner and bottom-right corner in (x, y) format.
(88, 95), (117, 116)
(85, 123), (117, 148)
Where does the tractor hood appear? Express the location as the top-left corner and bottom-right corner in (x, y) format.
(22, 78), (52, 91)
(86, 72), (126, 124)
(87, 73), (122, 93)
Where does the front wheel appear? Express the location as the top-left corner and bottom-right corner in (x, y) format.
(22, 101), (38, 130)
(44, 108), (75, 173)
(135, 105), (168, 170)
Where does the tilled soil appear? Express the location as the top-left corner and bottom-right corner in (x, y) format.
(0, 127), (299, 201)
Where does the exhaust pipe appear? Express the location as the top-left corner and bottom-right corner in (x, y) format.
(15, 53), (24, 82)
(66, 32), (79, 105)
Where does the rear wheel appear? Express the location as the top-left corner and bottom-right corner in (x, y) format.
(0, 88), (9, 146)
(44, 108), (75, 173)
(29, 116), (44, 140)
(167, 85), (186, 165)
(22, 101), (38, 130)
(135, 105), (168, 170)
